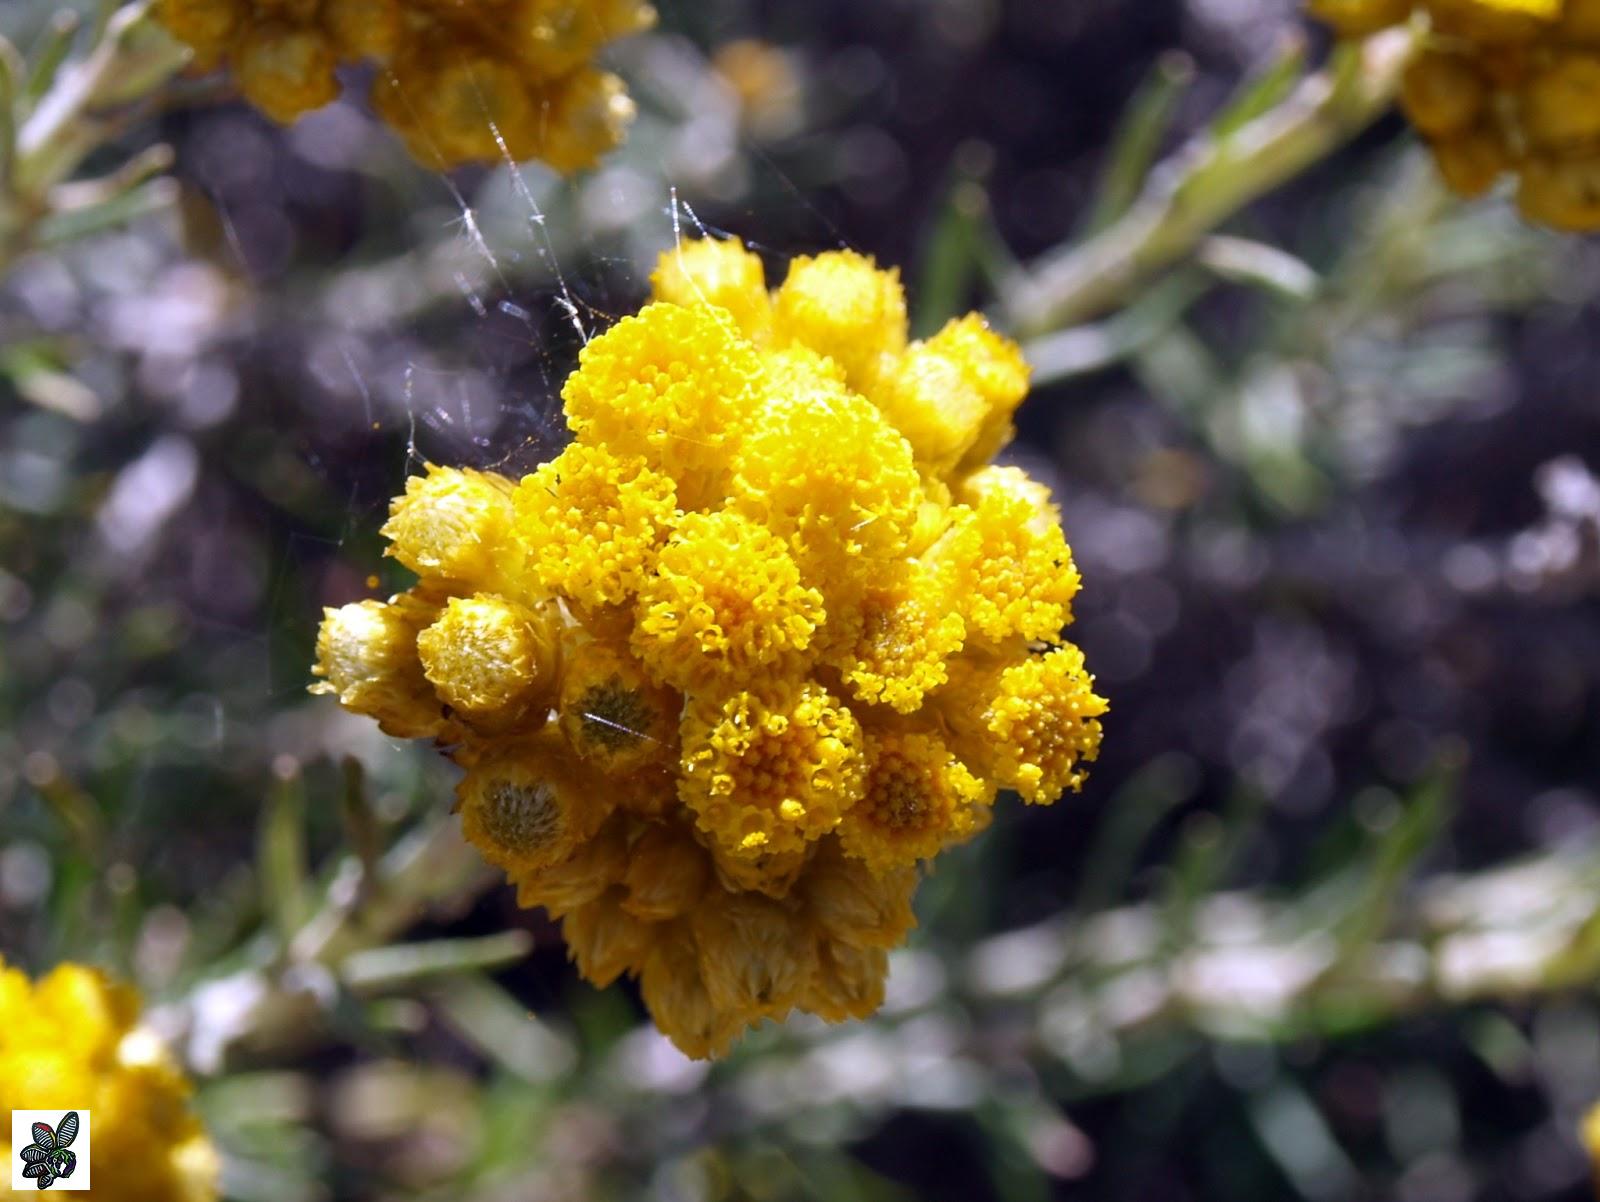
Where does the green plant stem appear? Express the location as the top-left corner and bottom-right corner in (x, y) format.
(1003, 29), (1411, 341)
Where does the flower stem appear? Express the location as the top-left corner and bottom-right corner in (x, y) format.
(1002, 29), (1412, 341)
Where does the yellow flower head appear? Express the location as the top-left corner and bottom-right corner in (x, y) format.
(514, 442), (679, 610)
(772, 250), (907, 389)
(837, 730), (991, 873)
(311, 594), (447, 739)
(417, 594), (562, 729)
(691, 888), (815, 1017)
(382, 464), (518, 590)
(314, 235), (1106, 1058)
(562, 303), (765, 506)
(1314, 0), (1600, 230)
(0, 959), (219, 1202)
(822, 558), (965, 714)
(633, 509), (825, 690)
(156, 0), (653, 171)
(558, 635), (680, 774)
(649, 236), (774, 341)
(457, 730), (613, 873)
(931, 477), (1082, 645)
(733, 375), (922, 593)
(942, 646), (1109, 805)
(679, 680), (866, 859)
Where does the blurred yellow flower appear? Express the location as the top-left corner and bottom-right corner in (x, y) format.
(0, 959), (219, 1202)
(311, 235), (1106, 1057)
(155, 0), (652, 170)
(1310, 0), (1600, 230)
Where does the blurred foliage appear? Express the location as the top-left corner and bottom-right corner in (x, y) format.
(4, 1), (1600, 1201)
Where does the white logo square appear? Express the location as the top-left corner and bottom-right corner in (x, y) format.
(10, 1112), (90, 1192)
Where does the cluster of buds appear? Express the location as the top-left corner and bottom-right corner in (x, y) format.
(313, 236), (1106, 1057)
(154, 0), (653, 170)
(1310, 0), (1600, 230)
(0, 958), (219, 1202)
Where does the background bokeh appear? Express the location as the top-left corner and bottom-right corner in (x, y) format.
(4, 0), (1600, 1199)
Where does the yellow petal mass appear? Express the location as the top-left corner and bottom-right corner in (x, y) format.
(311, 235), (1103, 1057)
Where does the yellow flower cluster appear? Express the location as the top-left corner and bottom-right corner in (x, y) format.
(0, 958), (219, 1202)
(311, 235), (1107, 1057)
(1310, 0), (1600, 229)
(154, 0), (653, 170)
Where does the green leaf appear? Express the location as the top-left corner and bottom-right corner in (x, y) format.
(54, 1111), (78, 1148)
(1212, 36), (1308, 139)
(1081, 51), (1195, 236)
(260, 763), (312, 943)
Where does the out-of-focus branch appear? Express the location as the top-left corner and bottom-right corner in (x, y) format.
(961, 841), (1600, 1056)
(1003, 30), (1411, 341)
(156, 814), (498, 1073)
(0, 1), (189, 267)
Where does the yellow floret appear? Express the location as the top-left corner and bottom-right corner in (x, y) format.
(632, 509), (825, 690)
(798, 836), (918, 949)
(1518, 152), (1600, 230)
(234, 23), (340, 123)
(837, 730), (991, 873)
(0, 958), (219, 1202)
(514, 442), (678, 610)
(930, 482), (1081, 645)
(692, 888), (816, 1018)
(925, 314), (1032, 475)
(457, 730), (613, 873)
(771, 250), (907, 389)
(678, 680), (866, 859)
(1401, 49), (1489, 138)
(639, 921), (742, 1059)
(562, 302), (766, 506)
(649, 235), (774, 341)
(563, 887), (654, 987)
(382, 464), (519, 591)
(802, 939), (890, 1024)
(416, 594), (562, 729)
(558, 635), (680, 774)
(311, 594), (447, 738)
(322, 0), (403, 59)
(870, 340), (993, 475)
(510, 811), (630, 918)
(707, 839), (813, 899)
(1520, 52), (1600, 149)
(733, 372), (922, 594)
(941, 645), (1108, 805)
(620, 821), (711, 921)
(1431, 125), (1509, 196)
(538, 68), (639, 175)
(821, 558), (965, 714)
(154, 0), (242, 67)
